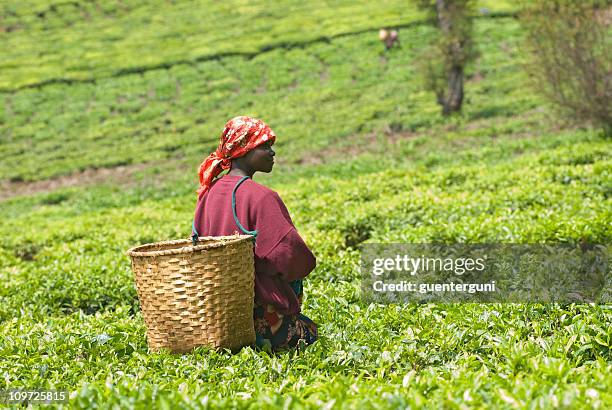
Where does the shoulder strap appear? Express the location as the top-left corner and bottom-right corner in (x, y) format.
(231, 176), (258, 242)
(191, 175), (258, 245)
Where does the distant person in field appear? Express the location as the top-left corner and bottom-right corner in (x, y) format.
(379, 28), (400, 51)
(192, 116), (318, 352)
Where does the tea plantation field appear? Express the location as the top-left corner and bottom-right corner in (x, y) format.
(0, 1), (610, 408)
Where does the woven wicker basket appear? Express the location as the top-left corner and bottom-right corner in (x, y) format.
(127, 235), (256, 353)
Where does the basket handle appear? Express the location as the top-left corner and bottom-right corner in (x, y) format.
(191, 175), (258, 246)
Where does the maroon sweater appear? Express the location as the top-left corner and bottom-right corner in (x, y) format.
(193, 174), (316, 315)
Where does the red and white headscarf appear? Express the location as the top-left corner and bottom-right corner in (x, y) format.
(197, 116), (276, 197)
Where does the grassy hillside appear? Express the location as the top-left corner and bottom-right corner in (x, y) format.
(0, 1), (610, 408)
(0, 0), (516, 91)
(1, 14), (528, 182)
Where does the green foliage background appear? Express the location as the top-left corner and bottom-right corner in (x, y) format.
(0, 1), (610, 408)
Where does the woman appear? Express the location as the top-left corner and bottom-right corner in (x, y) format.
(192, 116), (318, 352)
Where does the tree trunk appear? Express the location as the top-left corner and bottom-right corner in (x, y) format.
(436, 0), (465, 115)
(445, 64), (464, 115)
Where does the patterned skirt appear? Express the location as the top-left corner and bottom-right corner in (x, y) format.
(253, 279), (318, 352)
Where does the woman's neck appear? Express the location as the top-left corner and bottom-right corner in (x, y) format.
(227, 168), (253, 177)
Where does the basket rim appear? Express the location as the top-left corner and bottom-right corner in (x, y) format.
(126, 234), (253, 257)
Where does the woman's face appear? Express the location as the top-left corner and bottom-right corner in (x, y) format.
(244, 141), (275, 173)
